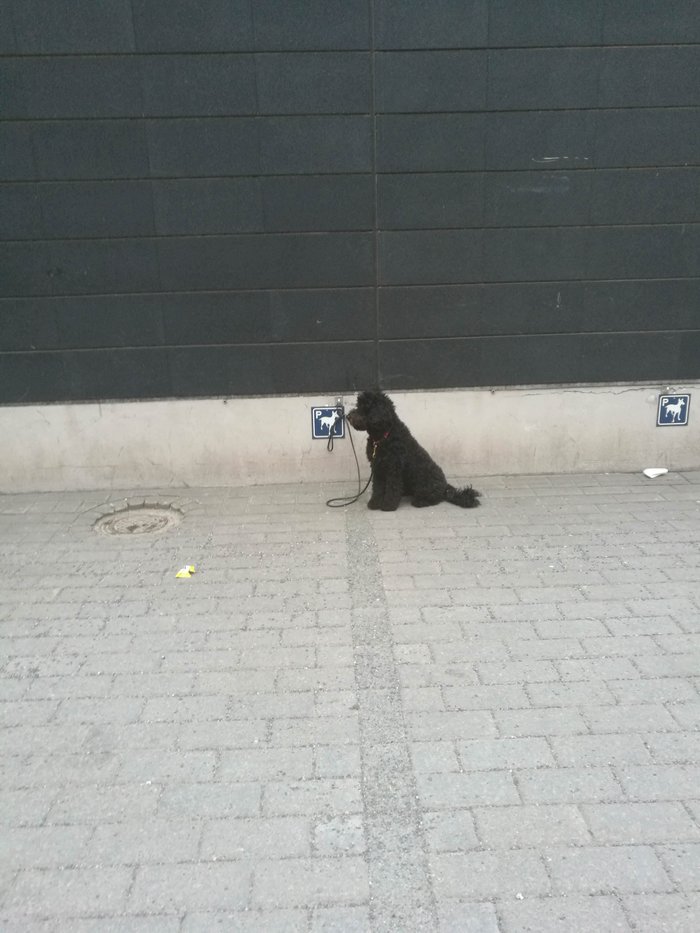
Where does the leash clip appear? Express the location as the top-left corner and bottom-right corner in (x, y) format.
(371, 430), (390, 460)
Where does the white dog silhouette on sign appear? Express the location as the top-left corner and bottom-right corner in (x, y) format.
(317, 412), (339, 432)
(657, 395), (690, 426)
(662, 397), (685, 422)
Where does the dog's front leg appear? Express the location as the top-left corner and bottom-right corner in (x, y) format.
(376, 464), (403, 511)
(368, 474), (386, 510)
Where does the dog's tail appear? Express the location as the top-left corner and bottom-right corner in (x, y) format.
(445, 484), (480, 508)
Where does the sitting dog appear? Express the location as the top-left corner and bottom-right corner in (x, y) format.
(346, 390), (480, 511)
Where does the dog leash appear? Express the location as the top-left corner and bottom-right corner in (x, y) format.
(326, 423), (374, 508)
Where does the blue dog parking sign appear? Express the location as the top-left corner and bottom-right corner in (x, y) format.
(657, 395), (690, 426)
(312, 407), (345, 439)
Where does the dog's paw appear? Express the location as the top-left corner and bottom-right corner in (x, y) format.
(368, 499), (381, 510)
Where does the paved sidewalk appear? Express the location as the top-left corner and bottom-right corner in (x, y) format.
(1, 471), (699, 932)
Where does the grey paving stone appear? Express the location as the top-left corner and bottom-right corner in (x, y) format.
(130, 862), (252, 912)
(416, 771), (520, 809)
(608, 678), (699, 704)
(196, 669), (278, 693)
(392, 620), (461, 642)
(3, 825), (92, 869)
(423, 809), (479, 852)
(437, 899), (500, 932)
(218, 748), (313, 782)
(474, 804), (591, 848)
(458, 736), (554, 770)
(622, 893), (700, 933)
(496, 707), (588, 736)
(558, 657), (640, 681)
(0, 788), (56, 826)
(87, 819), (202, 865)
(48, 782), (161, 824)
(582, 802), (700, 844)
(406, 710), (497, 741)
(111, 672), (198, 696)
(657, 844), (700, 888)
(431, 850), (550, 899)
(278, 667), (356, 691)
(645, 732), (700, 763)
(202, 817), (311, 860)
(443, 684), (530, 710)
(315, 690), (360, 719)
(516, 766), (624, 804)
(476, 660), (559, 684)
(636, 657), (700, 679)
(411, 741), (460, 773)
(314, 745), (362, 779)
(551, 734), (652, 767)
(263, 778), (362, 817)
(313, 814), (365, 856)
(158, 782), (261, 819)
(311, 905), (371, 932)
(118, 749), (217, 782)
(606, 616), (683, 636)
(508, 637), (584, 659)
(617, 765), (700, 800)
(0, 699), (60, 726)
(0, 678), (30, 701)
(141, 695), (231, 722)
(526, 679), (617, 707)
(4, 866), (132, 917)
(16, 750), (122, 788)
(401, 685), (445, 711)
(656, 633), (700, 653)
(546, 844), (674, 894)
(52, 917), (182, 933)
(535, 618), (611, 638)
(80, 652), (162, 674)
(183, 910), (307, 932)
(669, 701), (700, 729)
(398, 663), (479, 688)
(497, 893), (631, 932)
(583, 703), (679, 733)
(581, 634), (662, 656)
(559, 601), (631, 620)
(253, 857), (369, 908)
(55, 697), (146, 724)
(431, 640), (510, 663)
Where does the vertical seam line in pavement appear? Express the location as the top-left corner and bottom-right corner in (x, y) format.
(345, 505), (438, 932)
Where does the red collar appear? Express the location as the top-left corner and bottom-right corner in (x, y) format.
(371, 431), (390, 458)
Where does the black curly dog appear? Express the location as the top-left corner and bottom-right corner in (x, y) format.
(346, 390), (480, 511)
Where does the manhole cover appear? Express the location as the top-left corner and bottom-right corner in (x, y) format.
(94, 504), (182, 536)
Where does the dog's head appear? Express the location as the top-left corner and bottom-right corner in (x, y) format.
(346, 390), (396, 435)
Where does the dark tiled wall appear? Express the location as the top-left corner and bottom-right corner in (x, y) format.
(1, 0), (699, 403)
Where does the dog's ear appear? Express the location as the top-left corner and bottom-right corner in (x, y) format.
(363, 390), (396, 430)
(359, 389), (393, 408)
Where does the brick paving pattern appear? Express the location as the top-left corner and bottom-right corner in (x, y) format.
(1, 471), (699, 931)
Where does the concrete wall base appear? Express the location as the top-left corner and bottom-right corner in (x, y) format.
(1, 383), (698, 493)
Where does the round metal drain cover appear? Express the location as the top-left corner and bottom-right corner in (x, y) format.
(94, 504), (182, 536)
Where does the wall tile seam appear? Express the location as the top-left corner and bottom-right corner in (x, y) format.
(3, 164), (700, 180)
(4, 218), (700, 244)
(4, 165), (700, 181)
(5, 104), (700, 121)
(4, 41), (700, 58)
(4, 275), (700, 294)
